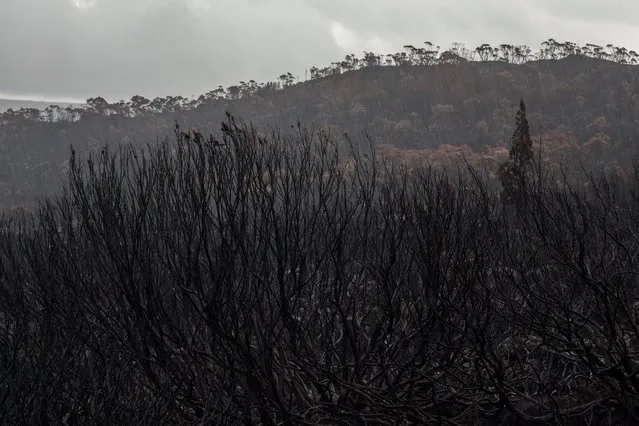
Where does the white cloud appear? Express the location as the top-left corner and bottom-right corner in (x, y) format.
(330, 21), (394, 54)
(69, 0), (96, 9)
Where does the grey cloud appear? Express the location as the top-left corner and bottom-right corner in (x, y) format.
(300, 0), (539, 49)
(1, 0), (639, 102)
(534, 0), (639, 26)
(1, 0), (342, 101)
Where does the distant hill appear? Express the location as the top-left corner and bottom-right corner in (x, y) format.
(0, 98), (81, 113)
(1, 39), (639, 209)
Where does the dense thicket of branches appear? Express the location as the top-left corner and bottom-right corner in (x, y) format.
(1, 115), (639, 424)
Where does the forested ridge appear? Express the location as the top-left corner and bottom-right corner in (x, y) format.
(2, 39), (639, 209)
(1, 39), (639, 424)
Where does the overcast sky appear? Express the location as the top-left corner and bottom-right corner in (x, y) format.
(2, 0), (639, 103)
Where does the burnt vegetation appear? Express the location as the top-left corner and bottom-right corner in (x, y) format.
(2, 39), (639, 424)
(1, 108), (639, 424)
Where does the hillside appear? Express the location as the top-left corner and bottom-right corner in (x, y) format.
(1, 39), (639, 208)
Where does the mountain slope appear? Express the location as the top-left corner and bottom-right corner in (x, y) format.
(2, 47), (639, 208)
